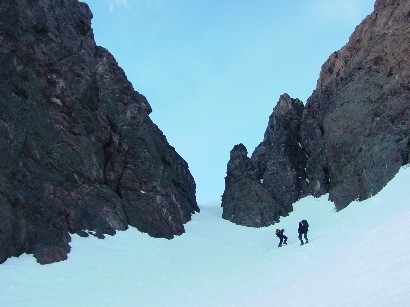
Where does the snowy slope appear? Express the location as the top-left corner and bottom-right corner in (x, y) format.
(1, 167), (410, 307)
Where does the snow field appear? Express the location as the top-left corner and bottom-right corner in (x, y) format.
(1, 167), (409, 306)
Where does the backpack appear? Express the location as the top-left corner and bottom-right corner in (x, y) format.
(301, 220), (309, 229)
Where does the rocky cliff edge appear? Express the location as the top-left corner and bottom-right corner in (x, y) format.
(0, 0), (199, 264)
(222, 0), (409, 226)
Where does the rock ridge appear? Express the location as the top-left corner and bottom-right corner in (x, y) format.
(0, 0), (198, 264)
(222, 0), (409, 226)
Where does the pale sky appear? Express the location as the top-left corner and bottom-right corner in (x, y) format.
(82, 0), (375, 204)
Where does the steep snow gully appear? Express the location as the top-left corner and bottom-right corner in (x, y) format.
(1, 166), (409, 306)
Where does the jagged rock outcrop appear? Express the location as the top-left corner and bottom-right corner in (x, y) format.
(221, 94), (306, 226)
(221, 144), (287, 227)
(252, 94), (307, 212)
(0, 0), (198, 264)
(222, 0), (409, 225)
(302, 0), (409, 209)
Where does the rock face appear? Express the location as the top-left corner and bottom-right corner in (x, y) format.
(221, 144), (288, 227)
(221, 94), (306, 227)
(252, 94), (307, 212)
(222, 0), (409, 226)
(0, 0), (198, 264)
(302, 0), (410, 209)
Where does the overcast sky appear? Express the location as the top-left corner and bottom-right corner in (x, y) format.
(81, 0), (375, 204)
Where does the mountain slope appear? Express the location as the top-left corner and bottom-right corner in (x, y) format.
(0, 0), (198, 264)
(1, 166), (409, 306)
(222, 0), (409, 225)
(302, 0), (410, 208)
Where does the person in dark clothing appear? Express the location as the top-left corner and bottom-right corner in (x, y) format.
(275, 229), (287, 247)
(298, 219), (309, 245)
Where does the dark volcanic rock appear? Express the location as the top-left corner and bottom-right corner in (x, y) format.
(222, 0), (409, 225)
(221, 144), (287, 227)
(301, 0), (410, 209)
(252, 94), (307, 211)
(0, 0), (198, 264)
(222, 94), (305, 226)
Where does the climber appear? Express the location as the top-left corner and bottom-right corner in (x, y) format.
(298, 219), (309, 245)
(275, 228), (287, 247)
